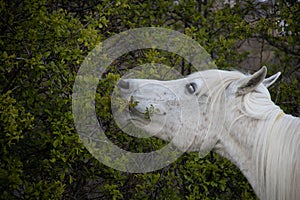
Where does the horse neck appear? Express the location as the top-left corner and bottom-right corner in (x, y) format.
(214, 109), (265, 191)
(216, 107), (300, 200)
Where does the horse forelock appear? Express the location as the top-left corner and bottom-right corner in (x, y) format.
(240, 85), (277, 119)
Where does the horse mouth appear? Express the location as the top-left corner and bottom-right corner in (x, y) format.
(128, 107), (151, 125)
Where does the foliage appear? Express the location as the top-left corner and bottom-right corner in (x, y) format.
(0, 0), (299, 199)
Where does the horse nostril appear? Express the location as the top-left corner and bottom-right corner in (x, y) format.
(118, 79), (130, 90)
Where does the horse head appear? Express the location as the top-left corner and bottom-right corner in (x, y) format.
(117, 67), (280, 154)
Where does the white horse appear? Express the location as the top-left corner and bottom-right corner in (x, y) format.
(117, 66), (300, 200)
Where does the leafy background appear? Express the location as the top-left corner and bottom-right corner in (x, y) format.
(1, 0), (299, 199)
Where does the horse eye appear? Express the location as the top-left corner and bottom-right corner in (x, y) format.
(186, 82), (197, 94)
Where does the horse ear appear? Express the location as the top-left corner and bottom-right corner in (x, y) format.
(236, 66), (267, 96)
(263, 72), (281, 88)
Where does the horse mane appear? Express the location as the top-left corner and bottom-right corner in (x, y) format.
(253, 107), (300, 199)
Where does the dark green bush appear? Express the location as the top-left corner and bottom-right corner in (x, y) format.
(0, 0), (299, 199)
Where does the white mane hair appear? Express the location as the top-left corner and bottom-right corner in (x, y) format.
(255, 114), (300, 200)
(245, 88), (300, 200)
